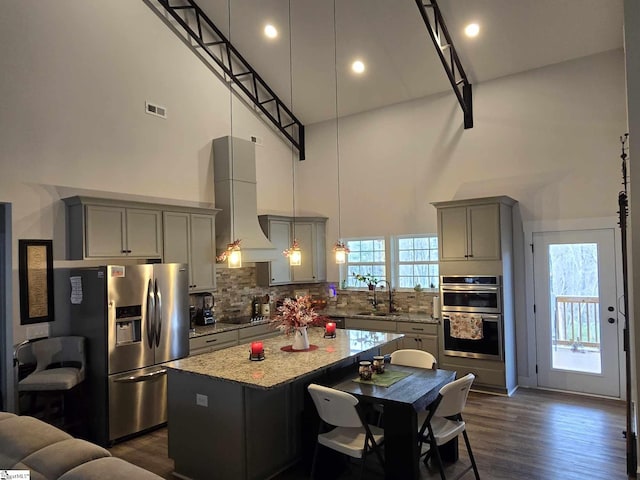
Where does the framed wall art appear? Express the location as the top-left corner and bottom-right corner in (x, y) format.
(19, 239), (54, 325)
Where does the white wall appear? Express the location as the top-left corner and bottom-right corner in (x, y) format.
(299, 48), (627, 382)
(0, 0), (295, 343)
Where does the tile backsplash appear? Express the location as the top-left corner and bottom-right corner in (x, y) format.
(201, 266), (437, 320)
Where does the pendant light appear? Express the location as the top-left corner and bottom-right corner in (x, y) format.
(331, 0), (349, 265)
(225, 0), (241, 268)
(283, 0), (301, 267)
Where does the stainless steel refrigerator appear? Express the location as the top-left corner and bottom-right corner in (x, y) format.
(69, 264), (189, 445)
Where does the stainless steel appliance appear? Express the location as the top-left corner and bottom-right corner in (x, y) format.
(70, 264), (189, 445)
(440, 275), (503, 360)
(440, 275), (502, 313)
(194, 292), (215, 325)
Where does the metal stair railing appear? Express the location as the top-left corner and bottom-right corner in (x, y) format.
(155, 0), (305, 159)
(415, 0), (473, 129)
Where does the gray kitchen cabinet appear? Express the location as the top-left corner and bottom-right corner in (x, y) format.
(189, 330), (239, 356)
(257, 215), (327, 286)
(238, 323), (281, 343)
(257, 216), (292, 285)
(438, 356), (507, 389)
(163, 211), (218, 292)
(291, 220), (326, 283)
(64, 197), (162, 259)
(436, 203), (501, 261)
(431, 195), (519, 395)
(396, 322), (439, 364)
(344, 317), (399, 355)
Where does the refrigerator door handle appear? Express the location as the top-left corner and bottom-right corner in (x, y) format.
(113, 369), (168, 383)
(155, 279), (162, 348)
(146, 278), (155, 348)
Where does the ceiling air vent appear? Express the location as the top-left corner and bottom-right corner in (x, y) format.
(145, 101), (167, 119)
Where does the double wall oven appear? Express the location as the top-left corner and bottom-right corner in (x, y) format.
(440, 275), (503, 360)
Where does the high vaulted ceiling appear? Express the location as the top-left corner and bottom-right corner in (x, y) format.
(192, 0), (624, 125)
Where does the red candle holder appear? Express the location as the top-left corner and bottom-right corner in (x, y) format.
(249, 341), (265, 361)
(324, 322), (336, 338)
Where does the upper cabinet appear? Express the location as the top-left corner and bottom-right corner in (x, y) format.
(65, 198), (162, 259)
(256, 215), (327, 286)
(64, 197), (219, 291)
(163, 211), (218, 292)
(437, 203), (501, 261)
(433, 197), (515, 263)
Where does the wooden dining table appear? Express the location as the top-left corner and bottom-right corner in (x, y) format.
(331, 364), (456, 480)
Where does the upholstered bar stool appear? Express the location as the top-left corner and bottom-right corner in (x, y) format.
(15, 336), (86, 431)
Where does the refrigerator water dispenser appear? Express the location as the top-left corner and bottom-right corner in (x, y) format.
(115, 305), (142, 345)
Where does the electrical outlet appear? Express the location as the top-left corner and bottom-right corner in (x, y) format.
(196, 393), (208, 407)
(26, 323), (49, 340)
(250, 135), (263, 146)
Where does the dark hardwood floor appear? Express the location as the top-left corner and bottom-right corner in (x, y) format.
(108, 387), (627, 479)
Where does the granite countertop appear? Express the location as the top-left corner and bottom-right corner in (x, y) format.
(189, 318), (273, 338)
(321, 308), (439, 324)
(168, 327), (403, 390)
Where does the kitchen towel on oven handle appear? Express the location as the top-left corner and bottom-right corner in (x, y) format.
(449, 313), (484, 340)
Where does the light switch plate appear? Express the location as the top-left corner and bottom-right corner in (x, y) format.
(26, 323), (49, 340)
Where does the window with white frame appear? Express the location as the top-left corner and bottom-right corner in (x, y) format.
(344, 238), (386, 288)
(395, 235), (439, 289)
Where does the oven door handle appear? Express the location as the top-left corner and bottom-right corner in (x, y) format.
(442, 314), (500, 322)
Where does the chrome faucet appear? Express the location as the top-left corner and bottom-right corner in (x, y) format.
(375, 280), (396, 313)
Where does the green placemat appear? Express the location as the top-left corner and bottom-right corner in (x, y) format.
(353, 370), (411, 387)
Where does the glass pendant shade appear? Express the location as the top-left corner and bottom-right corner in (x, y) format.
(228, 248), (242, 268)
(289, 247), (302, 266)
(335, 246), (347, 264)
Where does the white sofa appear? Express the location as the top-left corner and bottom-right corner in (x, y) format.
(0, 412), (162, 479)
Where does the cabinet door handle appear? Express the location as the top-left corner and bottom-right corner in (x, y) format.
(205, 338), (218, 344)
(411, 327), (424, 332)
(468, 254), (473, 258)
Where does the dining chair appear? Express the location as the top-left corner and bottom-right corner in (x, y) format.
(15, 336), (86, 430)
(390, 349), (437, 369)
(307, 383), (385, 479)
(418, 373), (480, 480)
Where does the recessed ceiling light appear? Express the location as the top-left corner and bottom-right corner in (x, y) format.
(351, 60), (365, 74)
(464, 23), (480, 38)
(264, 24), (278, 39)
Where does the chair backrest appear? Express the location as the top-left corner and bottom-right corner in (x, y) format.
(308, 383), (362, 428)
(30, 336), (86, 379)
(390, 349), (436, 369)
(434, 373), (475, 418)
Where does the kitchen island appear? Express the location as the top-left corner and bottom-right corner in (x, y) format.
(165, 327), (402, 480)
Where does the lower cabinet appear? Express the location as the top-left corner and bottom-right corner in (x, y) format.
(189, 330), (238, 356)
(238, 323), (281, 343)
(396, 322), (439, 365)
(438, 356), (508, 391)
(344, 317), (400, 356)
(189, 324), (281, 357)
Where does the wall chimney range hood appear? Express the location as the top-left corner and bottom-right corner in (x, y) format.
(213, 136), (279, 263)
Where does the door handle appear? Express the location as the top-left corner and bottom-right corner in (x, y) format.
(146, 279), (155, 348)
(155, 280), (162, 348)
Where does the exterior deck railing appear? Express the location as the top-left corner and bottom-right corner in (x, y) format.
(554, 295), (600, 348)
